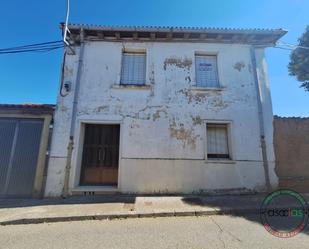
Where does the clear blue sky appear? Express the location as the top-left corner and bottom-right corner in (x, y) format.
(0, 0), (308, 117)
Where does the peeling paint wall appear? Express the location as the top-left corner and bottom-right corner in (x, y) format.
(44, 41), (276, 196)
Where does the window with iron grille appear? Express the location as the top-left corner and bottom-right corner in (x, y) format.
(207, 123), (230, 159)
(195, 55), (219, 87)
(120, 52), (146, 85)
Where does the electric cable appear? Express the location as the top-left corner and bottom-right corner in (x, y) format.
(0, 40), (64, 54)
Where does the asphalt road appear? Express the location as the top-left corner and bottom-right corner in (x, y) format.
(0, 215), (308, 249)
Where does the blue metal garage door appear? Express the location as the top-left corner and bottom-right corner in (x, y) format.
(0, 118), (43, 198)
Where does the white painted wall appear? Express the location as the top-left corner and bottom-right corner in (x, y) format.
(44, 41), (277, 196)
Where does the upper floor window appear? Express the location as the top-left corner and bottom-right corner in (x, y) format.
(195, 55), (219, 88)
(120, 52), (146, 85)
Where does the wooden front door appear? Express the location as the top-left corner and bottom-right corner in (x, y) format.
(80, 124), (120, 186)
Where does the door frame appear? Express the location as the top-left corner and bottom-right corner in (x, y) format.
(73, 119), (123, 191)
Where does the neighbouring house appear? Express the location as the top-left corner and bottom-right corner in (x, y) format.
(44, 23), (287, 197)
(0, 104), (54, 198)
(273, 116), (309, 192)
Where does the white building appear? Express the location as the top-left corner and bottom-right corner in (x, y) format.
(45, 24), (287, 197)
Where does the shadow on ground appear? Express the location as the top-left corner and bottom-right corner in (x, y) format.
(1, 191), (309, 237)
(182, 193), (309, 237)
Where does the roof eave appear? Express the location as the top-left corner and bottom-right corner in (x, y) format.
(62, 23), (287, 46)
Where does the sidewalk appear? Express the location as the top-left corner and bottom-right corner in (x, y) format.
(0, 193), (308, 225)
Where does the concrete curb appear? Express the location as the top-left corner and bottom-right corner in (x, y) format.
(0, 208), (260, 226)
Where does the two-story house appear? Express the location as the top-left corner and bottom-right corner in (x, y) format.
(45, 24), (286, 197)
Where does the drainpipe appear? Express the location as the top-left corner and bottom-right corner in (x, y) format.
(62, 28), (85, 197)
(250, 46), (271, 191)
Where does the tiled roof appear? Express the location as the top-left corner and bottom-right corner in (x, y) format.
(0, 103), (54, 109)
(63, 23), (287, 46)
(0, 104), (55, 114)
(274, 115), (309, 120)
(64, 23), (286, 34)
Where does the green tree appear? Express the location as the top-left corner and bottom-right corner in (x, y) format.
(288, 25), (309, 91)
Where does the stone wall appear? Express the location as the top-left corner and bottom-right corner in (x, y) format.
(274, 116), (309, 192)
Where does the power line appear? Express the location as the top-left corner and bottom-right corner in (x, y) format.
(279, 41), (309, 50)
(0, 1), (72, 55)
(0, 40), (62, 51)
(274, 46), (295, 51)
(0, 46), (64, 54)
(275, 41), (309, 51)
(0, 40), (64, 55)
(0, 46), (63, 54)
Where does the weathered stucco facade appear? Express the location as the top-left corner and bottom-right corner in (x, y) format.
(45, 25), (286, 196)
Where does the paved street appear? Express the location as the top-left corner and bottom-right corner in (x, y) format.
(0, 215), (308, 249)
